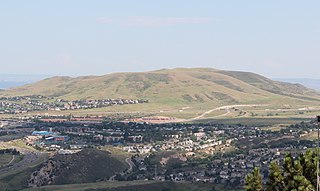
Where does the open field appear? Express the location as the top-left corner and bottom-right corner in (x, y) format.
(0, 139), (38, 153)
(260, 124), (289, 132)
(192, 117), (312, 126)
(300, 131), (319, 140)
(2, 102), (319, 127)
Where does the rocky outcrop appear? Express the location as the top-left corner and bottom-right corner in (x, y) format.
(28, 159), (60, 187)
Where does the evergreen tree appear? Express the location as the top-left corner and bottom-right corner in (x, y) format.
(247, 150), (318, 191)
(245, 167), (263, 191)
(299, 149), (317, 187)
(266, 161), (285, 191)
(283, 153), (296, 189)
(283, 159), (314, 191)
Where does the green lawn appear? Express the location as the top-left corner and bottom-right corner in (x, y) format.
(0, 154), (14, 167)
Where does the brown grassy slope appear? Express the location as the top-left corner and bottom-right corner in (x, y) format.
(2, 68), (320, 108)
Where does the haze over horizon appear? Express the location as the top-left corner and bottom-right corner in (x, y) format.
(1, 1), (319, 78)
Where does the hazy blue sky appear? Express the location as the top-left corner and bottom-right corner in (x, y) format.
(0, 1), (319, 78)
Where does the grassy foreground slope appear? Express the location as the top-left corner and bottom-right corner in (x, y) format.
(30, 149), (127, 186)
(2, 68), (320, 119)
(23, 181), (234, 191)
(0, 149), (127, 190)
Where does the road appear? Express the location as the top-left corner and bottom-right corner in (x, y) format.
(6, 155), (15, 166)
(0, 141), (47, 177)
(0, 152), (41, 175)
(183, 104), (268, 122)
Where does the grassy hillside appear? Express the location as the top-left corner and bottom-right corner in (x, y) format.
(53, 149), (126, 185)
(3, 68), (319, 102)
(29, 149), (127, 187)
(23, 181), (238, 191)
(2, 68), (320, 120)
(0, 144), (48, 191)
(0, 161), (43, 191)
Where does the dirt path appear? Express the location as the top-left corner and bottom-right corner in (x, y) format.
(125, 158), (134, 173)
(109, 157), (135, 181)
(6, 155), (15, 166)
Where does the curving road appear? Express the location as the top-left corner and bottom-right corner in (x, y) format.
(183, 104), (268, 122)
(0, 152), (41, 175)
(6, 155), (15, 166)
(0, 141), (46, 177)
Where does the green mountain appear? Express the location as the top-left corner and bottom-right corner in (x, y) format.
(2, 68), (319, 107)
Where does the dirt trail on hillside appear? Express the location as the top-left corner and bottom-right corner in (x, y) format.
(109, 157), (135, 181)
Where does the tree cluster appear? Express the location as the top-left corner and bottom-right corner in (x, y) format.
(246, 149), (318, 191)
(0, 148), (20, 155)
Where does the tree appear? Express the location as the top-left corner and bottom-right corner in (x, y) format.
(246, 149), (318, 191)
(266, 161), (285, 191)
(299, 149), (317, 186)
(283, 156), (313, 191)
(245, 167), (263, 191)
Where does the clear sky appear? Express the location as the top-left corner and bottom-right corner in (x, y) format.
(0, 1), (319, 78)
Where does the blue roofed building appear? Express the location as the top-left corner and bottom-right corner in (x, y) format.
(32, 131), (54, 136)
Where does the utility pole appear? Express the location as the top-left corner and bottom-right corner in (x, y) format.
(317, 116), (320, 191)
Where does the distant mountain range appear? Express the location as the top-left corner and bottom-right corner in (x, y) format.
(1, 68), (319, 109)
(274, 78), (320, 91)
(0, 74), (50, 89)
